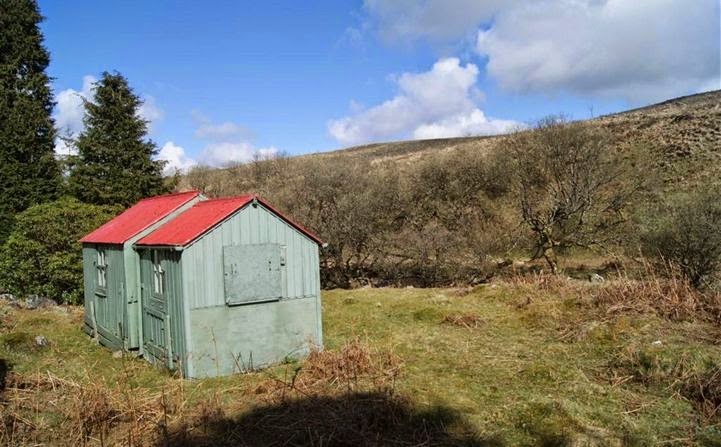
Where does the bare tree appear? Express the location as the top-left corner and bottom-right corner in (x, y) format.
(504, 118), (639, 273)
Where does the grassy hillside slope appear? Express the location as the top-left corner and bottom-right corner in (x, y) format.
(181, 90), (719, 173)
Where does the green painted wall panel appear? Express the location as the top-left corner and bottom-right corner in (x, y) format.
(138, 249), (188, 374)
(182, 203), (320, 309)
(188, 297), (320, 377)
(81, 195), (203, 351)
(179, 202), (322, 378)
(81, 244), (125, 349)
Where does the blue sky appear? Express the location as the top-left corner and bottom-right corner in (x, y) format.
(39, 0), (720, 172)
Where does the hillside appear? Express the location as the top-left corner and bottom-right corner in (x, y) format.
(320, 90), (720, 163)
(184, 89), (721, 184)
(179, 90), (721, 288)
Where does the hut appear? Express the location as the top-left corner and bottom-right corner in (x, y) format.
(132, 194), (324, 378)
(79, 191), (203, 350)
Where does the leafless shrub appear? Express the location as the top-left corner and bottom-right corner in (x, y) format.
(500, 118), (644, 274)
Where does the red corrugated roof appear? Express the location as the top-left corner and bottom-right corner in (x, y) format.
(79, 191), (201, 244)
(135, 195), (323, 247)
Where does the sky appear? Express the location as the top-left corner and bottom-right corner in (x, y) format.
(39, 0), (720, 174)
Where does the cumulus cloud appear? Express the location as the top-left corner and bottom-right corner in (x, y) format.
(362, 0), (720, 102)
(363, 0), (508, 43)
(198, 142), (278, 167)
(190, 112), (279, 167)
(328, 57), (518, 146)
(413, 109), (520, 140)
(54, 75), (96, 155)
(475, 0), (720, 102)
(157, 141), (196, 175)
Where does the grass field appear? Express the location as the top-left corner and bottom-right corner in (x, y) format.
(1, 276), (720, 445)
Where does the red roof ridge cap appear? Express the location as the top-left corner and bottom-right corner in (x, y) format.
(140, 190), (200, 201)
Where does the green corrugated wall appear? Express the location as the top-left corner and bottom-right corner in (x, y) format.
(82, 195), (202, 352)
(138, 249), (188, 374)
(81, 244), (126, 350)
(88, 198), (321, 377)
(178, 202), (322, 378)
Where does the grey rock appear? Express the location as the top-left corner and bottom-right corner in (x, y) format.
(0, 293), (16, 302)
(25, 295), (57, 310)
(112, 350), (123, 359)
(34, 335), (48, 347)
(589, 273), (605, 283)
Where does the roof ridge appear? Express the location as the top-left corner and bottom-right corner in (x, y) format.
(141, 190), (200, 201)
(195, 194), (254, 203)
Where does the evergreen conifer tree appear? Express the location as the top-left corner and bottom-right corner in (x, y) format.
(68, 71), (168, 206)
(0, 0), (61, 241)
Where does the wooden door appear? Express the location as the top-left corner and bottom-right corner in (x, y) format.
(142, 250), (171, 367)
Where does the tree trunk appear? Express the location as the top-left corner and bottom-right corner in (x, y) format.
(542, 246), (559, 274)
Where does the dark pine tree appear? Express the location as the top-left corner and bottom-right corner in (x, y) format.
(68, 71), (169, 206)
(0, 0), (61, 241)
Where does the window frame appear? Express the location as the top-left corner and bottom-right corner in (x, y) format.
(96, 248), (108, 295)
(151, 250), (165, 297)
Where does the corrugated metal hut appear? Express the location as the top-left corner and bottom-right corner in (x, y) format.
(133, 195), (323, 378)
(79, 191), (203, 350)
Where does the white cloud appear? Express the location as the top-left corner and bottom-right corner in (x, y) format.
(54, 75), (96, 155)
(190, 113), (279, 167)
(475, 0), (720, 102)
(413, 109), (520, 140)
(198, 142), (278, 167)
(138, 95), (163, 129)
(362, 0), (720, 103)
(328, 57), (518, 146)
(158, 141), (196, 175)
(363, 0), (509, 43)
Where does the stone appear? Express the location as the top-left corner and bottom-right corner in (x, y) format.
(112, 351), (124, 359)
(0, 293), (16, 302)
(25, 295), (57, 310)
(34, 335), (48, 348)
(589, 273), (605, 283)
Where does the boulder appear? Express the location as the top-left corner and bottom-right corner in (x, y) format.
(589, 273), (605, 283)
(34, 335), (48, 348)
(25, 295), (57, 310)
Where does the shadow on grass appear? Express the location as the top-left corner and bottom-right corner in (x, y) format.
(162, 391), (500, 447)
(0, 358), (8, 391)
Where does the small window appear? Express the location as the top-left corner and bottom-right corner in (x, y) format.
(96, 249), (107, 289)
(152, 251), (164, 295)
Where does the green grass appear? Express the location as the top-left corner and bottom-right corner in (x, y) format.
(1, 282), (720, 445)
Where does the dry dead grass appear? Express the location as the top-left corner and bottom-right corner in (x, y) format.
(253, 339), (402, 401)
(441, 313), (484, 329)
(0, 340), (416, 446)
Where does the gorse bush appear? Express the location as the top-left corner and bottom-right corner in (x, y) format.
(0, 198), (120, 304)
